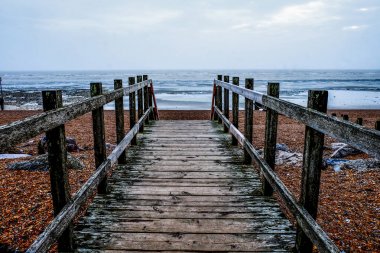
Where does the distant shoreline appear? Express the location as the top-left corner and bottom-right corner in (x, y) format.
(1, 90), (380, 111)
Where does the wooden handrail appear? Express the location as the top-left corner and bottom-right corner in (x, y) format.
(0, 76), (158, 252)
(0, 80), (151, 151)
(26, 108), (152, 253)
(214, 107), (340, 253)
(215, 79), (380, 159)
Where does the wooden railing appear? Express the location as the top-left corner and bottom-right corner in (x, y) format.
(0, 75), (158, 252)
(211, 75), (380, 253)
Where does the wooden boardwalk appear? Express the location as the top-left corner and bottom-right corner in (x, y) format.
(74, 120), (295, 252)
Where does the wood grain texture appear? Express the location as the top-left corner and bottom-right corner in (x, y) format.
(215, 80), (380, 159)
(214, 108), (340, 253)
(42, 90), (73, 252)
(0, 81), (149, 152)
(74, 120), (295, 252)
(262, 83), (279, 196)
(26, 109), (151, 253)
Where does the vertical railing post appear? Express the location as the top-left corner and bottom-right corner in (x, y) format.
(296, 90), (328, 253)
(217, 75), (223, 124)
(148, 79), (154, 120)
(356, 117), (363, 125)
(42, 90), (73, 252)
(244, 78), (254, 164)
(232, 77), (239, 145)
(90, 83), (108, 194)
(262, 82), (280, 196)
(137, 75), (144, 133)
(114, 79), (126, 164)
(223, 75), (230, 132)
(375, 120), (379, 131)
(129, 77), (137, 145)
(143, 75), (149, 124)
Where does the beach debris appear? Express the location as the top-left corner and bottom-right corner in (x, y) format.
(258, 143), (303, 166)
(325, 158), (349, 172)
(276, 151), (303, 165)
(106, 143), (116, 150)
(340, 159), (380, 172)
(0, 154), (31, 160)
(38, 136), (81, 154)
(330, 142), (363, 158)
(7, 153), (84, 171)
(325, 158), (380, 172)
(276, 143), (290, 152)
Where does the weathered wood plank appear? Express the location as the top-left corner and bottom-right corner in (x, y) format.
(114, 171), (258, 179)
(74, 233), (295, 251)
(91, 194), (272, 203)
(76, 218), (293, 233)
(83, 209), (285, 219)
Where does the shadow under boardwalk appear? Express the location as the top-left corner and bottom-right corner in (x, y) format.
(74, 120), (295, 252)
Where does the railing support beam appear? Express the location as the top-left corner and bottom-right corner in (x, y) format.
(223, 75), (230, 132)
(129, 77), (137, 145)
(232, 77), (239, 145)
(216, 75), (223, 124)
(244, 78), (254, 164)
(137, 75), (144, 133)
(262, 82), (279, 196)
(143, 75), (149, 124)
(42, 90), (73, 252)
(114, 79), (127, 164)
(91, 82), (108, 194)
(296, 90), (328, 253)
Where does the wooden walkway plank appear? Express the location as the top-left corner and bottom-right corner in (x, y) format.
(74, 120), (295, 252)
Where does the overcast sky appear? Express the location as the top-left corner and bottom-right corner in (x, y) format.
(0, 0), (379, 70)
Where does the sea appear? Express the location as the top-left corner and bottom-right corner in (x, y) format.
(0, 70), (379, 110)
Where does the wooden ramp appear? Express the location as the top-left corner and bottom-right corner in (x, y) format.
(74, 120), (295, 252)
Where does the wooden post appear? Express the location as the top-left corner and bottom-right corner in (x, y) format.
(129, 77), (137, 145)
(91, 83), (108, 194)
(343, 114), (349, 121)
(143, 75), (149, 124)
(217, 75), (223, 124)
(42, 90), (73, 252)
(356, 118), (363, 126)
(252, 79), (259, 110)
(375, 120), (380, 131)
(137, 75), (144, 133)
(114, 79), (126, 164)
(223, 75), (230, 132)
(331, 113), (337, 117)
(232, 77), (239, 145)
(296, 90), (328, 253)
(148, 78), (154, 120)
(244, 78), (254, 164)
(262, 82), (280, 196)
